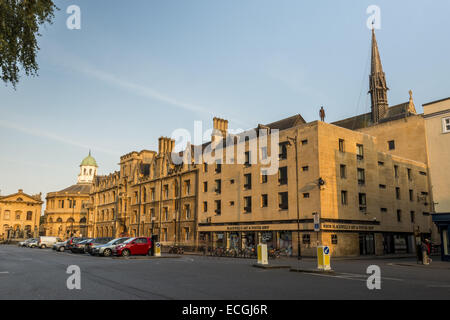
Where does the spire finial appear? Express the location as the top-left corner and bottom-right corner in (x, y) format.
(409, 89), (413, 101)
(89, 149), (91, 156)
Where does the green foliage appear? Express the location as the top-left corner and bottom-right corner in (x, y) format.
(0, 0), (57, 88)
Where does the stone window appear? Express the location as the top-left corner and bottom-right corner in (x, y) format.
(261, 170), (268, 183)
(358, 193), (367, 213)
(388, 140), (395, 150)
(397, 210), (402, 222)
(341, 191), (348, 205)
(261, 147), (268, 160)
(339, 139), (345, 152)
(356, 144), (364, 160)
(244, 174), (252, 190)
(279, 142), (288, 160)
(396, 187), (401, 200)
(340, 165), (347, 179)
(203, 202), (208, 213)
(331, 234), (338, 245)
(261, 194), (268, 207)
(244, 197), (252, 213)
(203, 181), (208, 192)
(443, 117), (450, 133)
(215, 179), (222, 194)
(278, 167), (288, 185)
(244, 151), (251, 166)
(357, 168), (365, 185)
(215, 200), (221, 215)
(278, 192), (288, 210)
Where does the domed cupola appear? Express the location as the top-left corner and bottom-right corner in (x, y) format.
(77, 151), (98, 184)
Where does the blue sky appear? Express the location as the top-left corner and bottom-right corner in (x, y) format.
(1, 0), (449, 199)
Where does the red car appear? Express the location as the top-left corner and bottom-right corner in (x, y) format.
(113, 237), (152, 257)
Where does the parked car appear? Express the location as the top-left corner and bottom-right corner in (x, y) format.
(71, 239), (94, 253)
(27, 239), (39, 248)
(84, 237), (114, 254)
(19, 238), (37, 247)
(53, 240), (68, 252)
(66, 237), (87, 251)
(91, 237), (130, 257)
(113, 237), (152, 257)
(38, 236), (62, 249)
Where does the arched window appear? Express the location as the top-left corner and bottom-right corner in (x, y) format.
(80, 217), (86, 224)
(3, 210), (10, 220)
(26, 211), (32, 221)
(67, 218), (75, 223)
(56, 217), (63, 223)
(89, 169), (92, 175)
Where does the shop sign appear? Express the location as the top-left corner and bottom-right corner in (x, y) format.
(226, 225), (270, 231)
(322, 223), (375, 231)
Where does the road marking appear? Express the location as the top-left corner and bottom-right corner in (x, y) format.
(0, 271), (9, 274)
(304, 272), (403, 282)
(427, 285), (450, 288)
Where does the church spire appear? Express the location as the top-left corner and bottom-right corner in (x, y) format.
(369, 28), (389, 123)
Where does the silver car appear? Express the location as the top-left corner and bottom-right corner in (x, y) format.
(91, 237), (129, 257)
(27, 239), (39, 248)
(19, 238), (37, 247)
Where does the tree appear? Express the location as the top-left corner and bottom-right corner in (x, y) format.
(0, 0), (57, 88)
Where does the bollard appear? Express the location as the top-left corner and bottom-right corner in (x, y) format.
(317, 246), (331, 270)
(257, 243), (268, 265)
(155, 242), (161, 257)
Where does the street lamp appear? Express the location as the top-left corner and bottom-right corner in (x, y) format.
(67, 196), (75, 237)
(287, 135), (301, 261)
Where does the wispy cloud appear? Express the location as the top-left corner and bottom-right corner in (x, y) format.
(43, 42), (251, 128)
(0, 119), (120, 156)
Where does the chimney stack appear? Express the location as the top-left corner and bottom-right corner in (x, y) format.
(158, 137), (175, 154)
(212, 117), (229, 142)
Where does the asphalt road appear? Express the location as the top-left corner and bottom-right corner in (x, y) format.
(0, 245), (449, 300)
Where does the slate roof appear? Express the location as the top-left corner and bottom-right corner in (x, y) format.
(332, 102), (415, 130)
(57, 183), (92, 194)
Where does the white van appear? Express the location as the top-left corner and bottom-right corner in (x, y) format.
(38, 236), (61, 249)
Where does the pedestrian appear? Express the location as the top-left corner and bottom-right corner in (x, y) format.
(426, 239), (432, 264)
(421, 240), (430, 265)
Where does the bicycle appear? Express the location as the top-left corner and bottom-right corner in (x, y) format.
(168, 246), (184, 254)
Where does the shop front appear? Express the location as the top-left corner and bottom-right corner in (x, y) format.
(197, 222), (295, 256)
(432, 213), (450, 262)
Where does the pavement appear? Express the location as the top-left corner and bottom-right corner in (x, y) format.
(1, 244), (450, 300)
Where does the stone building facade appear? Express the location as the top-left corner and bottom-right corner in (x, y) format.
(84, 29), (439, 257)
(43, 153), (97, 238)
(90, 140), (198, 248)
(0, 189), (43, 240)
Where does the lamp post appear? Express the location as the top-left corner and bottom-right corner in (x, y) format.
(287, 135), (301, 261)
(67, 196), (75, 237)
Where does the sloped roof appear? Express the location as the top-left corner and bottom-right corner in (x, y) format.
(57, 183), (92, 194)
(332, 102), (415, 130)
(264, 114), (307, 131)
